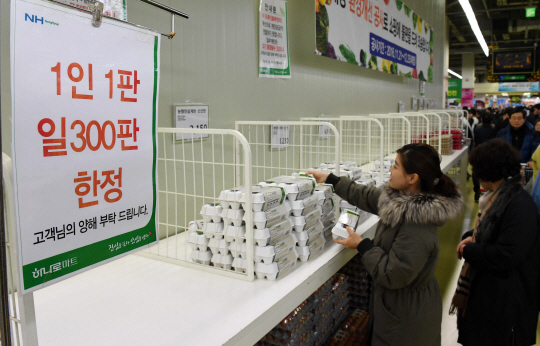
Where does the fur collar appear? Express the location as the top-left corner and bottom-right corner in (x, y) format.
(378, 185), (465, 228)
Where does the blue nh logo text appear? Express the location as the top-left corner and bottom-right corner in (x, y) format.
(25, 13), (43, 24)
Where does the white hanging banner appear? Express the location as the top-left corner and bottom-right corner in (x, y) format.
(259, 0), (291, 78)
(11, 0), (159, 293)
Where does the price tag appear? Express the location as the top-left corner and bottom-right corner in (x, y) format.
(398, 101), (405, 113)
(412, 96), (418, 111)
(271, 124), (290, 150)
(174, 104), (209, 141)
(419, 98), (425, 110)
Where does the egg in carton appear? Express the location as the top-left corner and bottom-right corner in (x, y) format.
(278, 177), (317, 201)
(332, 210), (361, 240)
(290, 207), (322, 233)
(211, 253), (234, 270)
(199, 203), (223, 223)
(255, 249), (298, 280)
(190, 250), (212, 265)
(218, 186), (245, 210)
(232, 257), (248, 273)
(253, 218), (293, 247)
(202, 221), (225, 239)
(223, 224), (246, 242)
(245, 203), (291, 230)
(287, 194), (320, 217)
(228, 239), (247, 258)
(187, 231), (209, 252)
(208, 238), (230, 255)
(221, 208), (245, 227)
(254, 233), (297, 264)
(293, 220), (324, 247)
(240, 185), (286, 212)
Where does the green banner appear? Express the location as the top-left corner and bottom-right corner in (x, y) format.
(448, 78), (462, 99)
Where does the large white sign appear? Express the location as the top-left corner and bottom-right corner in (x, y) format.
(259, 0), (291, 78)
(315, 0), (433, 82)
(11, 0), (159, 293)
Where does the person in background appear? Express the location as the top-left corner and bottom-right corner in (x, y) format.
(526, 119), (540, 184)
(307, 143), (464, 346)
(468, 108), (478, 128)
(535, 118), (540, 136)
(472, 113), (496, 202)
(452, 138), (540, 346)
(497, 107), (539, 164)
(494, 108), (510, 133)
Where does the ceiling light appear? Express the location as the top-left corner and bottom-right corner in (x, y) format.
(502, 93), (509, 96)
(458, 0), (489, 56)
(448, 69), (463, 79)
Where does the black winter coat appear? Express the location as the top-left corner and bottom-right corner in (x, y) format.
(457, 189), (540, 346)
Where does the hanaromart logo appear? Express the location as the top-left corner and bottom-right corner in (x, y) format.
(25, 13), (59, 26)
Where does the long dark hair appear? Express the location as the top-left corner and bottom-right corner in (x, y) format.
(396, 143), (459, 197)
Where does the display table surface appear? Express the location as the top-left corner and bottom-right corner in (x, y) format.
(33, 147), (468, 346)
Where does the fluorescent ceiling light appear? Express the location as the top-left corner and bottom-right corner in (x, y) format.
(458, 0), (489, 56)
(502, 93), (509, 96)
(448, 69), (462, 79)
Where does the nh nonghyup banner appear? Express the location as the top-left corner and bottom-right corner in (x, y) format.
(315, 0), (434, 82)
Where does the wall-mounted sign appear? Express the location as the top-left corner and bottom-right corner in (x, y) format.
(499, 82), (539, 92)
(315, 0), (434, 82)
(259, 0), (290, 78)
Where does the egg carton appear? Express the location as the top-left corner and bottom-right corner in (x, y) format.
(190, 250), (212, 265)
(321, 213), (336, 230)
(340, 200), (358, 213)
(296, 234), (325, 263)
(228, 239), (247, 258)
(287, 194), (319, 216)
(211, 253), (233, 270)
(254, 218), (294, 247)
(208, 238), (230, 255)
(202, 222), (225, 239)
(246, 203), (291, 229)
(355, 179), (376, 187)
(254, 234), (297, 264)
(290, 207), (322, 232)
(255, 250), (298, 280)
(188, 220), (205, 232)
(240, 186), (286, 212)
(370, 171), (391, 180)
(320, 197), (335, 217)
(342, 161), (358, 168)
(218, 187), (246, 210)
(221, 208), (245, 226)
(332, 210), (360, 240)
(200, 203), (223, 223)
(374, 159), (393, 171)
(187, 232), (209, 251)
(341, 167), (363, 181)
(293, 220), (324, 247)
(314, 184), (334, 202)
(232, 257), (248, 273)
(319, 162), (336, 170)
(223, 224), (246, 242)
(278, 177), (316, 201)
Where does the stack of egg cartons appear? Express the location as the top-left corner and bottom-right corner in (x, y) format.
(279, 175), (327, 263)
(187, 219), (212, 265)
(372, 159), (393, 187)
(314, 184), (337, 241)
(199, 203), (235, 270)
(240, 184), (299, 280)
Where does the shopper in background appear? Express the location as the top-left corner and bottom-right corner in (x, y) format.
(472, 113), (496, 202)
(494, 108), (510, 133)
(496, 107), (539, 164)
(468, 108), (478, 128)
(528, 104), (540, 125)
(307, 143), (464, 346)
(452, 138), (540, 346)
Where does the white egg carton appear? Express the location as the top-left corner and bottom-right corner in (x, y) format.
(278, 178), (316, 201)
(314, 184), (334, 203)
(332, 209), (360, 240)
(211, 253), (233, 270)
(223, 224), (246, 242)
(321, 213), (336, 229)
(290, 207), (322, 232)
(340, 200), (358, 212)
(255, 250), (298, 280)
(187, 232), (209, 251)
(360, 173), (372, 180)
(188, 220), (205, 232)
(254, 234), (297, 264)
(355, 179), (376, 187)
(253, 218), (293, 247)
(374, 159), (393, 170)
(240, 186), (285, 212)
(296, 245), (310, 262)
(221, 208), (245, 226)
(232, 257), (248, 273)
(246, 203), (290, 229)
(190, 250), (213, 265)
(307, 235), (326, 260)
(208, 238), (230, 255)
(323, 224), (334, 240)
(200, 203), (223, 223)
(218, 187), (245, 210)
(203, 222), (225, 239)
(287, 194), (320, 216)
(370, 171), (391, 179)
(319, 162), (336, 170)
(293, 220), (324, 247)
(342, 161), (358, 168)
(228, 239), (247, 258)
(321, 197), (335, 216)
(341, 167), (363, 181)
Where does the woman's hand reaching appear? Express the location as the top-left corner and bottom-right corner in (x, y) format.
(333, 226), (363, 249)
(306, 170), (330, 184)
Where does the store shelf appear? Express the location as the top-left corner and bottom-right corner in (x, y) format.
(32, 147), (468, 346)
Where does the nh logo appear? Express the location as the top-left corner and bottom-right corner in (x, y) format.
(25, 13), (43, 24)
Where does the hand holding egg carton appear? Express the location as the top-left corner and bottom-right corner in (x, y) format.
(332, 210), (361, 241)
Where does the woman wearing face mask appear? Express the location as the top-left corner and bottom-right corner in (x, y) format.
(307, 143), (464, 346)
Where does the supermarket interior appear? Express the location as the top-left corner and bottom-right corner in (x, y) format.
(2, 0), (540, 345)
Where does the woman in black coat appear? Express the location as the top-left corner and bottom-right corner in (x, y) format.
(452, 138), (540, 346)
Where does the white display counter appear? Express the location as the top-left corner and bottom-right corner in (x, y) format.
(32, 147), (469, 346)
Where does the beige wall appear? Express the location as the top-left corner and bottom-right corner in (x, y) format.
(1, 0), (447, 155)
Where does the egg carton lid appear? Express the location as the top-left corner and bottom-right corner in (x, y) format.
(200, 203), (223, 216)
(239, 185), (286, 204)
(287, 194), (319, 210)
